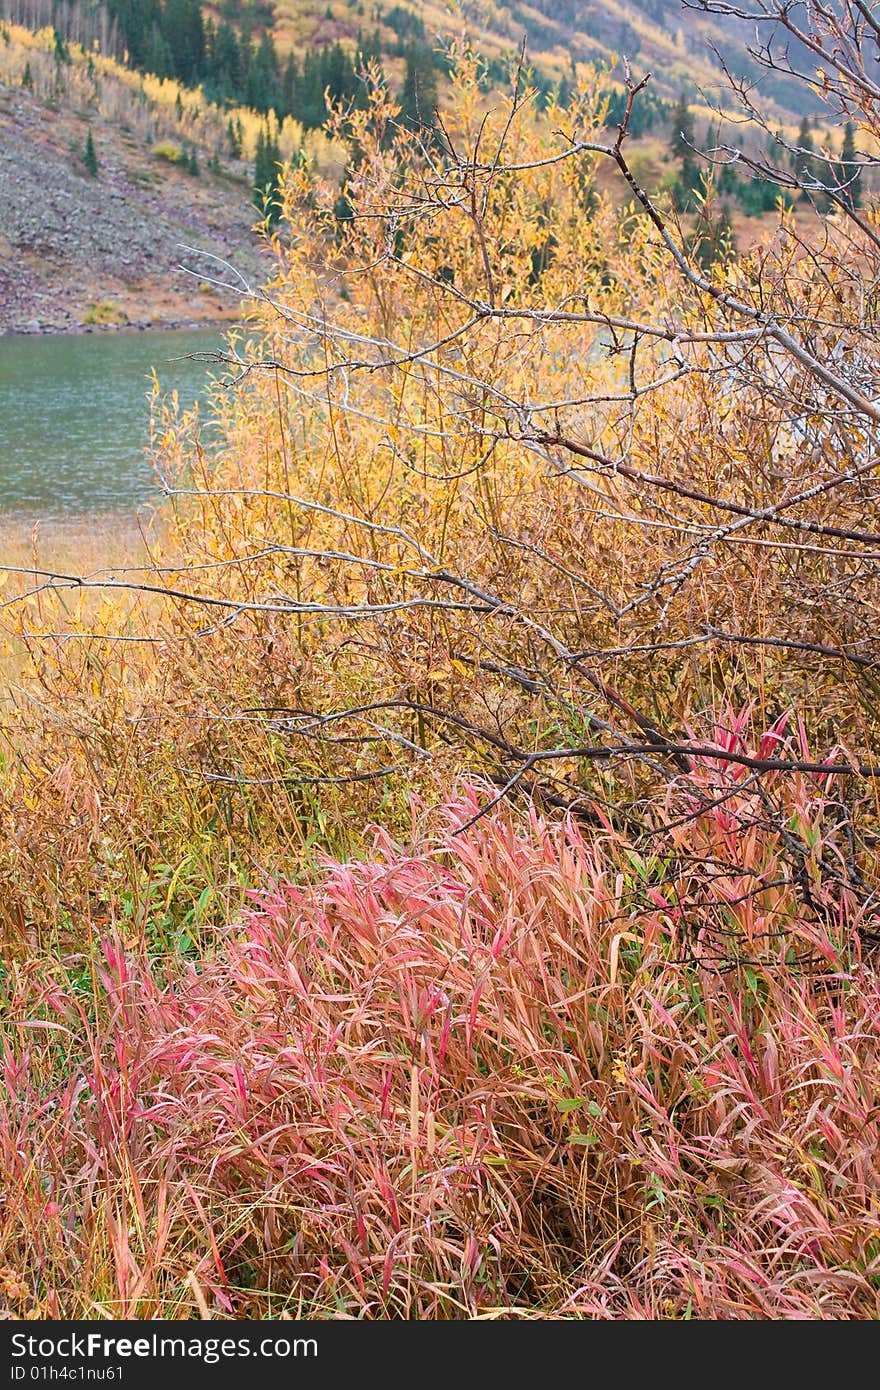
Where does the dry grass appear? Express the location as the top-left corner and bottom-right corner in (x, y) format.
(0, 514), (153, 677)
(0, 515), (150, 582)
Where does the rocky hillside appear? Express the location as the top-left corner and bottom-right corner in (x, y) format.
(0, 24), (270, 334)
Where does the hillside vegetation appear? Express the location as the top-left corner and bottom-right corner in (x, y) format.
(1, 3), (880, 1320)
(1, 3), (864, 332)
(2, 0), (785, 106)
(0, 19), (341, 331)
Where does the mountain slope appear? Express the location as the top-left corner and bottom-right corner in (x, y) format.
(269, 0), (829, 114)
(0, 22), (271, 333)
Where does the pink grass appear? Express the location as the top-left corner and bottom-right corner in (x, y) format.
(2, 739), (879, 1317)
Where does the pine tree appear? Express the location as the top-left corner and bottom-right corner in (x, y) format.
(253, 123), (282, 225)
(83, 129), (99, 177)
(670, 94), (695, 160)
(21, 60), (33, 89)
(795, 116), (813, 153)
(53, 26), (71, 67)
(299, 50), (327, 129)
(401, 45), (438, 130)
(838, 121), (862, 210)
(794, 116), (817, 194)
(282, 54), (300, 120)
(793, 116), (836, 208)
(717, 161), (739, 197)
(208, 20), (243, 103)
(692, 203), (734, 271)
(246, 31), (281, 114)
(669, 96), (700, 210)
(144, 26), (173, 79)
(163, 0), (206, 87)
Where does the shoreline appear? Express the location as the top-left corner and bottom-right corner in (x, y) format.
(0, 311), (241, 338)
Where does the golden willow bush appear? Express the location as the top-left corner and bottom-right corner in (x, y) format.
(1, 5), (880, 1319)
(153, 42), (880, 852)
(8, 31), (877, 926)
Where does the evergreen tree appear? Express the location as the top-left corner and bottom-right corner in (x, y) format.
(21, 60), (33, 89)
(247, 31), (281, 114)
(53, 26), (71, 66)
(207, 19), (244, 102)
(164, 0), (206, 87)
(203, 16), (215, 67)
(253, 122), (282, 225)
(692, 203), (734, 271)
(83, 129), (99, 177)
(838, 121), (862, 210)
(298, 50), (325, 128)
(670, 94), (695, 161)
(794, 116), (818, 194)
(669, 96), (700, 210)
(358, 28), (383, 71)
(795, 116), (813, 155)
(401, 45), (437, 130)
(604, 85), (666, 137)
(282, 53), (300, 119)
(144, 24), (173, 79)
(326, 42), (357, 107)
(295, 45), (363, 129)
(717, 161), (740, 198)
(738, 176), (792, 217)
(105, 0), (163, 72)
(238, 33), (254, 103)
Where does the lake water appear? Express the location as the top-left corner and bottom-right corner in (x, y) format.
(0, 327), (223, 516)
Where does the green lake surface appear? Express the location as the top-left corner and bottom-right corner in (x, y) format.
(0, 327), (222, 516)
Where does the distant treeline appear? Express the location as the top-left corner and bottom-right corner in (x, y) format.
(8, 0), (845, 223)
(0, 0), (678, 136)
(0, 0), (120, 53)
(0, 0), (445, 130)
(3, 0), (686, 139)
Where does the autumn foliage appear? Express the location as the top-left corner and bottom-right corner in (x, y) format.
(2, 764), (879, 1318)
(1, 28), (879, 1319)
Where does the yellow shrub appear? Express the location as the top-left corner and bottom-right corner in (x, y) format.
(151, 140), (183, 164)
(2, 49), (878, 948)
